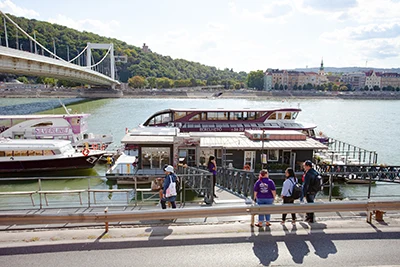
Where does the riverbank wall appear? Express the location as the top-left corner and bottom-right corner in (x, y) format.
(1, 88), (400, 100)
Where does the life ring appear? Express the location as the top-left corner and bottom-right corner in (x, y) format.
(82, 148), (90, 156)
(93, 144), (98, 150)
(101, 144), (106, 150)
(243, 164), (251, 171)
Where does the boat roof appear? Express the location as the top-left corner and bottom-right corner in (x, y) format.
(200, 135), (327, 150)
(151, 107), (301, 114)
(113, 153), (137, 164)
(0, 138), (72, 148)
(0, 114), (90, 120)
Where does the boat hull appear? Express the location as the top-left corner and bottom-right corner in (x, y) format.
(0, 154), (103, 173)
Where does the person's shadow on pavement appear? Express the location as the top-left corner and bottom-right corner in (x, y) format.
(305, 222), (338, 259)
(251, 226), (279, 266)
(282, 224), (310, 264)
(145, 223), (173, 240)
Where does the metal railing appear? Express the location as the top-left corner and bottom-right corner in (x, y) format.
(216, 167), (257, 199)
(0, 171), (214, 210)
(0, 200), (399, 227)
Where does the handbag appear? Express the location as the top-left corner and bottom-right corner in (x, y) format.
(165, 175), (177, 197)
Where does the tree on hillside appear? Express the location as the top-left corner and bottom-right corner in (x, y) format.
(128, 76), (146, 88)
(247, 70), (264, 90)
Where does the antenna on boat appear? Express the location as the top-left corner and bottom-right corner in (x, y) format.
(58, 98), (71, 115)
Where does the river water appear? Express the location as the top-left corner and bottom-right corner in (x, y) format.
(0, 97), (399, 203)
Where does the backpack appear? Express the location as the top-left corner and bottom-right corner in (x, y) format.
(288, 178), (302, 199)
(175, 175), (181, 194)
(309, 171), (323, 193)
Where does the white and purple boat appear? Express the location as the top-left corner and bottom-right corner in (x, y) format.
(0, 138), (105, 173)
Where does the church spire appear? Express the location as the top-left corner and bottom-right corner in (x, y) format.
(320, 58), (324, 71)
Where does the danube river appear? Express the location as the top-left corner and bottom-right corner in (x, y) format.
(0, 97), (399, 202)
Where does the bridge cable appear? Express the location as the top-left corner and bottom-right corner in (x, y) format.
(0, 10), (69, 63)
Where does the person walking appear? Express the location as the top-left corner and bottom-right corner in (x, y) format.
(253, 169), (276, 227)
(207, 156), (217, 198)
(160, 165), (177, 209)
(302, 160), (319, 223)
(280, 167), (298, 225)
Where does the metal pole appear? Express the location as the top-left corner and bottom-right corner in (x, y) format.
(87, 178), (91, 207)
(328, 174), (333, 201)
(33, 31), (37, 54)
(67, 45), (69, 61)
(3, 17), (8, 47)
(367, 175), (372, 199)
(38, 178), (42, 209)
(16, 30), (18, 49)
(53, 38), (56, 57)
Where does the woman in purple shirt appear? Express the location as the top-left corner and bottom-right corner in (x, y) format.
(253, 169), (276, 227)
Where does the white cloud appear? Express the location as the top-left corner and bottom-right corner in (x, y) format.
(229, 1), (294, 23)
(0, 0), (39, 17)
(348, 0), (400, 24)
(48, 14), (119, 37)
(302, 0), (357, 12)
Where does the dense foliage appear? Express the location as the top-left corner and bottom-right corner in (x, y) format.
(0, 14), (247, 87)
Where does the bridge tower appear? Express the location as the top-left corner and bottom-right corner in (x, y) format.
(86, 43), (115, 80)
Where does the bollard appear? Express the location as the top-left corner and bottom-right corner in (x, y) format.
(374, 210), (385, 221)
(104, 207), (109, 232)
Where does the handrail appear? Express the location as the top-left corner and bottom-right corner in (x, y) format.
(0, 200), (399, 226)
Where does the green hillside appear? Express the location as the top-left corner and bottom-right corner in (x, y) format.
(0, 14), (247, 87)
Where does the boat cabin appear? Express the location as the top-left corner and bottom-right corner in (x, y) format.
(121, 127), (328, 173)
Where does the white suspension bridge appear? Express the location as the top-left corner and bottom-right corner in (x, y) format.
(0, 10), (120, 87)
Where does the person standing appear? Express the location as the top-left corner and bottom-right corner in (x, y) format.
(161, 165), (177, 209)
(253, 169), (276, 227)
(207, 156), (217, 198)
(302, 160), (319, 223)
(280, 167), (298, 225)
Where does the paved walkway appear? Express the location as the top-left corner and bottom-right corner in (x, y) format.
(1, 185), (400, 245)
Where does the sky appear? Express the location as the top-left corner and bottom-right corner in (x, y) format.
(1, 0), (400, 73)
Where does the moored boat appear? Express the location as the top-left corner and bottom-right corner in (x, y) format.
(139, 107), (328, 143)
(0, 113), (113, 150)
(0, 138), (105, 173)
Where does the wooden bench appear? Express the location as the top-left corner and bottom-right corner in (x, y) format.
(0, 191), (36, 206)
(37, 190), (85, 206)
(88, 189), (134, 204)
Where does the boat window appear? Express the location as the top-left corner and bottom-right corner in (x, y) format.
(207, 112), (226, 120)
(268, 149), (279, 161)
(43, 150), (54, 156)
(28, 150), (35, 156)
(229, 112), (239, 120)
(13, 150), (21, 157)
(277, 113), (283, 119)
(141, 147), (170, 169)
(190, 114), (200, 121)
(174, 112), (186, 120)
(268, 113), (277, 120)
(6, 151), (13, 157)
(0, 151), (4, 157)
(32, 122), (53, 127)
(248, 112), (256, 120)
(284, 112), (291, 119)
(292, 112), (298, 119)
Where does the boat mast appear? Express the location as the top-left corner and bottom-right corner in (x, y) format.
(58, 98), (71, 115)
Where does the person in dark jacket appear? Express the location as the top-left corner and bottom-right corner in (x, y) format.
(207, 156), (217, 198)
(161, 165), (177, 209)
(302, 160), (319, 223)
